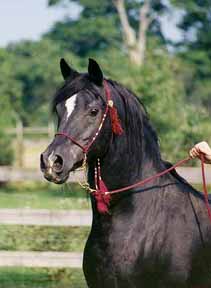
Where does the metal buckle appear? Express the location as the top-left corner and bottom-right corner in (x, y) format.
(77, 154), (96, 194)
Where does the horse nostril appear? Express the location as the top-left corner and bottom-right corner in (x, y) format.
(40, 153), (47, 171)
(53, 155), (64, 173)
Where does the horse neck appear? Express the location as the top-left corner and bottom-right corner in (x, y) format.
(87, 86), (167, 217)
(87, 118), (165, 201)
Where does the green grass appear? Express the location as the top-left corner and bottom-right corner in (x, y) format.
(0, 182), (209, 210)
(0, 268), (87, 288)
(0, 182), (90, 210)
(0, 225), (89, 252)
(193, 184), (211, 193)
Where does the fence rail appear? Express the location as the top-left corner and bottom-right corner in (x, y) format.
(0, 166), (210, 184)
(0, 165), (210, 268)
(7, 124), (54, 136)
(0, 209), (91, 226)
(0, 251), (83, 268)
(0, 167), (83, 182)
(5, 123), (55, 167)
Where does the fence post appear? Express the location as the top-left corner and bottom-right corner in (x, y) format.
(16, 120), (24, 168)
(48, 122), (54, 139)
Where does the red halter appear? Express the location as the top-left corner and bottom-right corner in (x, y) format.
(55, 80), (123, 154)
(55, 80), (210, 221)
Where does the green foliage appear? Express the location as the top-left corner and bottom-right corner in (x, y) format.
(45, 15), (121, 56)
(0, 48), (23, 126)
(46, 0), (167, 57)
(97, 47), (210, 162)
(47, 0), (120, 57)
(48, 0), (61, 5)
(4, 39), (80, 125)
(170, 0), (211, 115)
(0, 0), (210, 164)
(0, 182), (89, 209)
(0, 130), (14, 165)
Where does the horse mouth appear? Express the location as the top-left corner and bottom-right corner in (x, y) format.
(43, 171), (69, 184)
(43, 169), (69, 184)
(43, 159), (83, 185)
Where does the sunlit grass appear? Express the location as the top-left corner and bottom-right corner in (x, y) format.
(0, 225), (89, 252)
(0, 268), (87, 288)
(0, 182), (90, 210)
(192, 184), (211, 193)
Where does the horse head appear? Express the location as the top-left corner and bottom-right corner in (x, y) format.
(40, 58), (111, 184)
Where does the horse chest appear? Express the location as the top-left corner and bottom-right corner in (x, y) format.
(83, 204), (195, 288)
(84, 236), (139, 287)
(84, 229), (174, 288)
(84, 217), (168, 285)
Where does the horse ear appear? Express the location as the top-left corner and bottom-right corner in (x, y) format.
(88, 58), (103, 86)
(60, 58), (79, 80)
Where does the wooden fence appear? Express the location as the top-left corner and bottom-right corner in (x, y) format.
(0, 166), (211, 184)
(0, 251), (83, 268)
(0, 209), (92, 226)
(0, 167), (83, 182)
(6, 123), (54, 167)
(0, 166), (210, 268)
(0, 209), (90, 268)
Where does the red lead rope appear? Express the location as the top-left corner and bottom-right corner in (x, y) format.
(200, 154), (211, 223)
(94, 155), (211, 223)
(105, 157), (191, 195)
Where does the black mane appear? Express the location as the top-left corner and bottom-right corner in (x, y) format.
(53, 75), (207, 201)
(105, 80), (209, 202)
(44, 59), (211, 287)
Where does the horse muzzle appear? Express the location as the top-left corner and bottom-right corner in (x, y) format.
(40, 151), (70, 184)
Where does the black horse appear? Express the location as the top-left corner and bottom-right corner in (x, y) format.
(41, 58), (211, 287)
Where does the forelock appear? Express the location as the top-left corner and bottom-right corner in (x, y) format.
(52, 74), (104, 113)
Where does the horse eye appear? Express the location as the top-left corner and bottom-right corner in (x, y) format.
(90, 108), (99, 117)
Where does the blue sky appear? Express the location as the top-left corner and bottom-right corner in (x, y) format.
(0, 0), (80, 47)
(0, 0), (182, 48)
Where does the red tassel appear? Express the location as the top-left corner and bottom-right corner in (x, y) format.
(94, 190), (109, 214)
(94, 179), (111, 214)
(99, 178), (111, 204)
(108, 102), (123, 135)
(93, 158), (111, 214)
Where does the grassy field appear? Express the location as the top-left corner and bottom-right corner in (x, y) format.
(0, 182), (209, 210)
(0, 225), (89, 252)
(0, 182), (90, 210)
(0, 181), (210, 287)
(0, 223), (89, 287)
(0, 268), (87, 288)
(0, 182), (89, 287)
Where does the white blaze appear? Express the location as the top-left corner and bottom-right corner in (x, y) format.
(65, 94), (77, 119)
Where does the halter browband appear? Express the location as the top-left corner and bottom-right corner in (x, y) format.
(55, 80), (113, 154)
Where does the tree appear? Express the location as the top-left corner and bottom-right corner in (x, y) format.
(170, 0), (211, 115)
(5, 39), (80, 125)
(113, 0), (166, 66)
(46, 0), (121, 56)
(47, 0), (167, 65)
(91, 47), (211, 162)
(0, 48), (22, 127)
